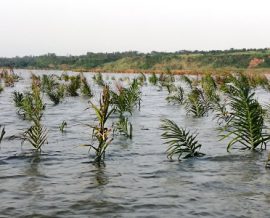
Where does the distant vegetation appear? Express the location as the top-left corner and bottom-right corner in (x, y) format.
(1, 48), (270, 73)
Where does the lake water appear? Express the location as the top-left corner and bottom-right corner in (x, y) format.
(1, 70), (270, 217)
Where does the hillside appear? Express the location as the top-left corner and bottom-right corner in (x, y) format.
(1, 49), (270, 74)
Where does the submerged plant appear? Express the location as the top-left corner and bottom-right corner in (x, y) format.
(111, 79), (142, 116)
(41, 74), (58, 93)
(80, 75), (93, 97)
(166, 86), (185, 105)
(21, 85), (48, 151)
(13, 91), (24, 107)
(20, 88), (45, 121)
(0, 68), (19, 87)
(0, 125), (6, 144)
(180, 75), (193, 89)
(66, 75), (81, 96)
(93, 73), (105, 87)
(246, 73), (270, 90)
(185, 88), (209, 117)
(85, 85), (114, 163)
(137, 72), (146, 85)
(220, 74), (270, 151)
(160, 119), (204, 160)
(148, 73), (158, 85)
(59, 121), (67, 133)
(201, 74), (220, 104)
(213, 101), (232, 126)
(115, 116), (133, 139)
(22, 124), (48, 150)
(47, 84), (65, 105)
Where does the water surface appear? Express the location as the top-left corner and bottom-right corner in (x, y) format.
(1, 70), (270, 217)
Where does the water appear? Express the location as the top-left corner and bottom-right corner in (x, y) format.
(1, 70), (270, 217)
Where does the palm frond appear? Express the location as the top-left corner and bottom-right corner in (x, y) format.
(161, 119), (204, 160)
(22, 125), (48, 150)
(220, 74), (270, 151)
(184, 88), (209, 117)
(166, 86), (185, 105)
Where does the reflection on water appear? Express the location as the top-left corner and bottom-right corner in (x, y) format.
(20, 153), (46, 211)
(1, 70), (270, 217)
(92, 165), (109, 187)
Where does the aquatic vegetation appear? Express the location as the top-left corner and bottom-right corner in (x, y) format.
(60, 72), (70, 81)
(161, 119), (204, 160)
(185, 88), (209, 117)
(115, 116), (132, 139)
(213, 101), (232, 126)
(166, 86), (185, 105)
(246, 73), (270, 90)
(148, 73), (158, 85)
(46, 82), (65, 105)
(111, 79), (142, 116)
(85, 85), (114, 162)
(31, 73), (41, 90)
(220, 74), (270, 151)
(0, 68), (20, 87)
(0, 125), (5, 144)
(158, 71), (176, 93)
(93, 72), (105, 87)
(201, 74), (220, 104)
(180, 75), (193, 89)
(41, 74), (58, 92)
(21, 85), (48, 150)
(47, 90), (61, 105)
(13, 91), (24, 107)
(20, 87), (45, 120)
(59, 121), (67, 133)
(80, 75), (93, 97)
(40, 74), (65, 104)
(137, 72), (146, 85)
(110, 79), (141, 139)
(66, 75), (81, 96)
(22, 124), (48, 150)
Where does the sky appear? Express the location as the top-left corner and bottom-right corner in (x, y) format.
(0, 0), (270, 57)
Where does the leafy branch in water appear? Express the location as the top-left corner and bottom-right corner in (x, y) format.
(80, 74), (93, 97)
(166, 86), (185, 105)
(20, 80), (48, 151)
(115, 116), (133, 139)
(184, 88), (209, 117)
(220, 74), (270, 151)
(160, 119), (204, 160)
(85, 85), (114, 163)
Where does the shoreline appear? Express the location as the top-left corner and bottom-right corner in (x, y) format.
(2, 67), (270, 76)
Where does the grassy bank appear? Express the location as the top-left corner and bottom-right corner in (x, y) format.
(1, 49), (270, 75)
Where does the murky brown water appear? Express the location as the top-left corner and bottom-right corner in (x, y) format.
(1, 70), (270, 217)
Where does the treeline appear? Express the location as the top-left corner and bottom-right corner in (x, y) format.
(1, 48), (270, 71)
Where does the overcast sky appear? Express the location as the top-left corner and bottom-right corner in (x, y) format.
(0, 0), (270, 57)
